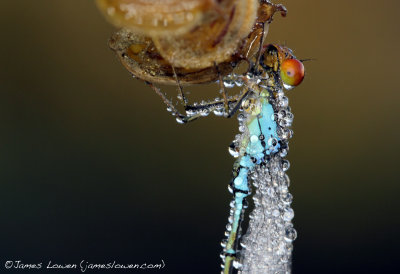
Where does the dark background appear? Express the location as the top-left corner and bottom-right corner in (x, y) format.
(1, 1), (399, 273)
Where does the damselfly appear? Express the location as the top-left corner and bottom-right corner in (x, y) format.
(97, 1), (304, 273)
(219, 44), (303, 273)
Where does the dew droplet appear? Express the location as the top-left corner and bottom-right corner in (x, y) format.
(228, 145), (239, 158)
(250, 135), (259, 143)
(281, 160), (290, 171)
(232, 260), (243, 269)
(283, 208), (294, 222)
(272, 209), (280, 217)
(223, 80), (235, 88)
(279, 96), (289, 108)
(268, 137), (278, 147)
(200, 109), (210, 117)
(176, 117), (184, 124)
(237, 113), (246, 122)
(284, 227), (297, 242)
(213, 107), (224, 116)
(282, 193), (293, 204)
(283, 83), (294, 90)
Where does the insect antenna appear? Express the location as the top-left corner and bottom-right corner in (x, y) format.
(299, 58), (316, 62)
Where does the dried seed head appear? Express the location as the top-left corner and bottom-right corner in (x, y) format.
(96, 0), (217, 37)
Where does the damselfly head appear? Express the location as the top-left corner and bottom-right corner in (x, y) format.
(280, 59), (304, 87)
(261, 44), (305, 88)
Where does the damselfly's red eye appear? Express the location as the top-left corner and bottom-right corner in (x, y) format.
(280, 59), (304, 87)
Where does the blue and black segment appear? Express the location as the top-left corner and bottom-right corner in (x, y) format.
(223, 98), (281, 263)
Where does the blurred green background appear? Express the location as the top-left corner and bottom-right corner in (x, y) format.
(1, 1), (399, 273)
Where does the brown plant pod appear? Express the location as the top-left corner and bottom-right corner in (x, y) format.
(96, 0), (219, 37)
(152, 0), (259, 69)
(109, 29), (234, 85)
(106, 2), (287, 85)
